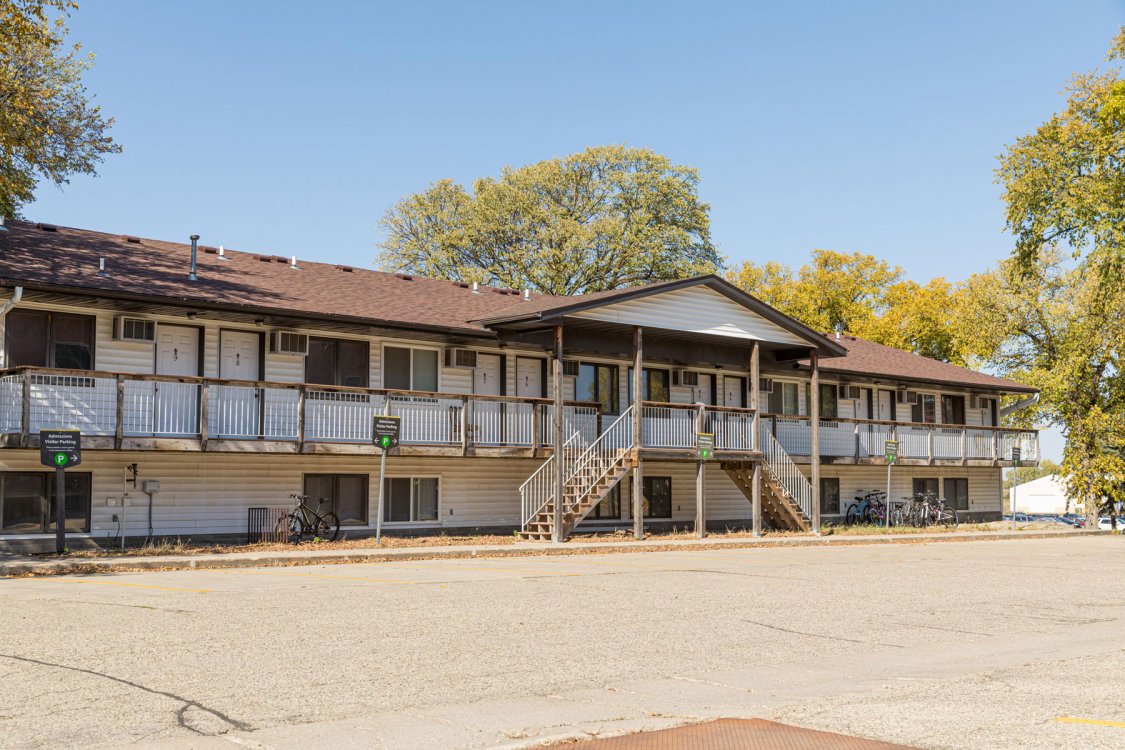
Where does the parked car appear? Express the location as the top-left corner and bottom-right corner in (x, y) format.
(1096, 517), (1125, 531)
(1062, 513), (1087, 528)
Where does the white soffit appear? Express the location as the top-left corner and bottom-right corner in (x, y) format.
(569, 285), (809, 345)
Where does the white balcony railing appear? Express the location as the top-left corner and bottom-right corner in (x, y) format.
(761, 413), (1038, 463)
(0, 369), (1039, 462)
(0, 368), (599, 451)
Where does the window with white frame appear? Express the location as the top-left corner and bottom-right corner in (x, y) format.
(911, 393), (937, 424)
(768, 381), (801, 415)
(383, 477), (439, 523)
(384, 346), (439, 392)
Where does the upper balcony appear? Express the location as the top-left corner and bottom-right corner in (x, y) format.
(0, 368), (1037, 465)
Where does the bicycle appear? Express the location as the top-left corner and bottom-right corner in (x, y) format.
(276, 494), (340, 543)
(846, 490), (887, 525)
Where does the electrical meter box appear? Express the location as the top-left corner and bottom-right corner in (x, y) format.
(142, 480), (161, 493)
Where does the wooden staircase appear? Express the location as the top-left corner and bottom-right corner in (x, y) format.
(722, 461), (810, 531)
(519, 454), (634, 541)
(519, 406), (636, 542)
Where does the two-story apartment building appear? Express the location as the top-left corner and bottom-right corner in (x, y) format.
(0, 220), (1039, 550)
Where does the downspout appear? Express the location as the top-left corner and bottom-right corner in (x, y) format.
(999, 392), (1040, 520)
(0, 286), (23, 317)
(1000, 393), (1039, 418)
(0, 286), (24, 368)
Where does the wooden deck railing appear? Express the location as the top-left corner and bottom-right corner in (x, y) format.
(759, 412), (1038, 463)
(0, 367), (600, 450)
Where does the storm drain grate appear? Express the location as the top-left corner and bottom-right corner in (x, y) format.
(563, 719), (920, 749)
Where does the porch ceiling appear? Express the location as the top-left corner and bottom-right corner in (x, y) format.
(499, 319), (816, 368)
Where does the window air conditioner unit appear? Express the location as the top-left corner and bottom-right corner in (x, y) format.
(673, 370), (699, 387)
(269, 331), (308, 356)
(113, 316), (156, 343)
(759, 378), (774, 393)
(444, 348), (478, 369)
(896, 390), (919, 405)
(561, 360), (580, 378)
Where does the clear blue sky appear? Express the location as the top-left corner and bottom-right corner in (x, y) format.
(26, 0), (1125, 461)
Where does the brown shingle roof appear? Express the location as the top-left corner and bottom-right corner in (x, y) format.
(0, 220), (546, 335)
(802, 335), (1035, 393)
(0, 220), (1036, 394)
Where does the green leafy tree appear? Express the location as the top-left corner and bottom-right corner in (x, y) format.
(0, 0), (121, 217)
(989, 27), (1125, 523)
(378, 145), (718, 295)
(727, 250), (972, 364)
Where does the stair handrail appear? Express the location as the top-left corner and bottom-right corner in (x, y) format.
(560, 406), (635, 521)
(519, 428), (588, 527)
(759, 426), (813, 519)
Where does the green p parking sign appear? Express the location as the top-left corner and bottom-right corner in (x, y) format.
(40, 430), (81, 468)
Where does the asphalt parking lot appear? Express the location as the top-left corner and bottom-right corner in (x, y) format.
(0, 536), (1122, 749)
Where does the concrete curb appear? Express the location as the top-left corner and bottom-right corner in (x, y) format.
(0, 529), (1111, 578)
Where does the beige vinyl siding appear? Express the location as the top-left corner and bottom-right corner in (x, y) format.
(570, 286), (809, 345)
(0, 449), (1002, 538)
(817, 465), (1002, 517)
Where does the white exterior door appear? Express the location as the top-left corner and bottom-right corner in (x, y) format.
(216, 331), (261, 437)
(877, 390), (893, 421)
(515, 357), (543, 398)
(723, 376), (744, 408)
(473, 354), (503, 444)
(514, 357), (544, 446)
(689, 375), (711, 406)
(155, 325), (200, 436)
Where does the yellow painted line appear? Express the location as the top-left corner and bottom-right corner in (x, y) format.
(221, 569), (419, 585)
(1055, 717), (1125, 729)
(41, 578), (211, 593)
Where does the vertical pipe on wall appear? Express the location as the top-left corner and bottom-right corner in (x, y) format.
(750, 341), (762, 536)
(632, 326), (644, 540)
(810, 348), (821, 534)
(552, 325), (564, 543)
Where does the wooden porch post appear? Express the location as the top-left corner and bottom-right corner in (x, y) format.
(810, 348), (821, 534)
(553, 325), (565, 543)
(750, 342), (762, 536)
(632, 326), (644, 540)
(695, 403), (706, 538)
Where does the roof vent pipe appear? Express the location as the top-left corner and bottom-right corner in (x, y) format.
(217, 245), (228, 261)
(523, 289), (531, 301)
(0, 216), (7, 232)
(471, 282), (480, 294)
(289, 255), (299, 269)
(97, 257), (108, 277)
(188, 234), (200, 281)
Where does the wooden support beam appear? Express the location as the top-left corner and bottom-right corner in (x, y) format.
(199, 381), (210, 451)
(553, 325), (565, 543)
(20, 371), (30, 448)
(752, 462), (762, 537)
(810, 348), (821, 534)
(632, 326), (644, 540)
(696, 403), (706, 538)
(114, 375), (125, 450)
(296, 385), (306, 453)
(460, 395), (468, 457)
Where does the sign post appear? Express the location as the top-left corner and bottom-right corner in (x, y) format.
(1011, 447), (1022, 529)
(40, 430), (81, 554)
(884, 440), (897, 528)
(373, 414), (401, 543)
